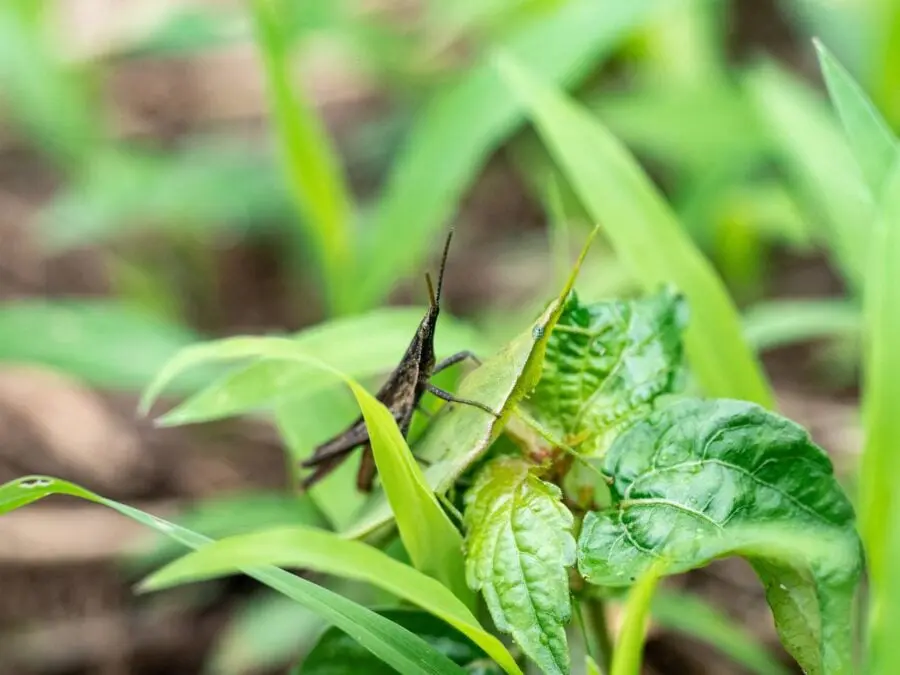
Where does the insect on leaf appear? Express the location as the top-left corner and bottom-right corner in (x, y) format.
(576, 398), (861, 675)
(0, 476), (466, 675)
(344, 226), (601, 541)
(463, 457), (575, 675)
(527, 286), (687, 456)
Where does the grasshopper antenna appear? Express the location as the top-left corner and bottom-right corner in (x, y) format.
(434, 227), (454, 306)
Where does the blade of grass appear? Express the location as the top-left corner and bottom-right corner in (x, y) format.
(249, 0), (354, 314)
(744, 62), (872, 291)
(610, 564), (665, 675)
(353, 0), (663, 312)
(814, 39), (899, 198)
(650, 589), (792, 675)
(742, 298), (860, 352)
(139, 526), (522, 675)
(0, 476), (465, 675)
(139, 337), (470, 605)
(494, 52), (774, 407)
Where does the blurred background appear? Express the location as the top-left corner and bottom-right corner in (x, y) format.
(0, 0), (891, 673)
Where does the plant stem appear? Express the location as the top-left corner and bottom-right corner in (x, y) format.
(585, 596), (614, 673)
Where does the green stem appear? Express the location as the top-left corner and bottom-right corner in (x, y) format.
(586, 596), (614, 674)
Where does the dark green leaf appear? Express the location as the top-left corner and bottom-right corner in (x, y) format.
(464, 457), (575, 675)
(576, 398), (861, 675)
(528, 286), (687, 455)
(297, 609), (504, 675)
(0, 476), (467, 675)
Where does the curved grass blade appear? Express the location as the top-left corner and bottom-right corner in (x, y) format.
(139, 525), (522, 675)
(610, 563), (665, 675)
(494, 52), (774, 408)
(0, 476), (465, 675)
(139, 336), (470, 603)
(250, 0), (354, 313)
(354, 0), (663, 312)
(742, 298), (860, 352)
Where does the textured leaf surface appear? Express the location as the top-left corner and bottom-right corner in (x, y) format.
(298, 609), (504, 675)
(576, 398), (861, 675)
(0, 477), (465, 675)
(528, 286), (686, 455)
(464, 458), (575, 675)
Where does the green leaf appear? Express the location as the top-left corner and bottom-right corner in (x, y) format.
(610, 563), (664, 675)
(298, 609), (505, 675)
(139, 525), (521, 675)
(355, 0), (663, 311)
(463, 457), (575, 675)
(140, 337), (471, 605)
(744, 62), (871, 290)
(494, 52), (773, 409)
(0, 300), (206, 392)
(528, 286), (687, 455)
(344, 227), (600, 540)
(250, 0), (354, 313)
(0, 476), (466, 675)
(576, 398), (861, 675)
(128, 491), (329, 574)
(814, 39), (899, 199)
(155, 307), (485, 426)
(742, 298), (860, 352)
(650, 589), (792, 675)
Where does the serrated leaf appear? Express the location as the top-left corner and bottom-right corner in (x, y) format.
(344, 227), (600, 541)
(528, 286), (686, 455)
(0, 476), (465, 675)
(297, 609), (505, 675)
(464, 457), (575, 675)
(576, 398), (861, 675)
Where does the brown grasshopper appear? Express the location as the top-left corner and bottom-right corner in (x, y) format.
(299, 228), (498, 492)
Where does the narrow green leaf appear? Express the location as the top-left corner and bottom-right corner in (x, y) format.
(139, 526), (521, 675)
(355, 0), (662, 311)
(299, 609), (505, 675)
(154, 308), (485, 426)
(494, 52), (773, 408)
(0, 476), (466, 675)
(814, 39), (899, 198)
(585, 655), (602, 675)
(650, 590), (792, 675)
(250, 0), (354, 313)
(345, 227), (600, 540)
(576, 398), (861, 675)
(529, 287), (687, 456)
(742, 298), (860, 352)
(140, 336), (470, 603)
(744, 62), (871, 290)
(0, 300), (206, 392)
(858, 160), (900, 590)
(610, 564), (664, 675)
(463, 458), (575, 675)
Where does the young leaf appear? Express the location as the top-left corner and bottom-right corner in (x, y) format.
(140, 337), (471, 605)
(0, 476), (466, 675)
(250, 0), (354, 313)
(298, 609), (505, 675)
(528, 286), (687, 455)
(814, 40), (899, 198)
(344, 227), (600, 540)
(494, 52), (773, 408)
(139, 525), (521, 675)
(463, 457), (575, 675)
(355, 0), (662, 312)
(576, 398), (861, 675)
(154, 307), (485, 426)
